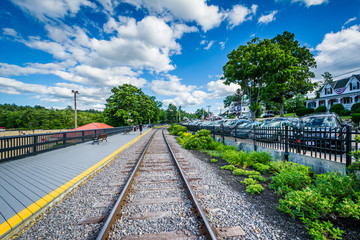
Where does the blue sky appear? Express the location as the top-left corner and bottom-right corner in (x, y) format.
(1, 0), (360, 114)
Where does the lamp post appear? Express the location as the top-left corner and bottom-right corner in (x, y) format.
(178, 106), (181, 123)
(71, 90), (79, 130)
(206, 105), (211, 120)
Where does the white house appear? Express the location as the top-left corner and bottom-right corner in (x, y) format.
(306, 74), (360, 111)
(229, 100), (251, 117)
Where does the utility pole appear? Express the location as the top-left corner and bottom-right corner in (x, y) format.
(178, 106), (181, 123)
(206, 105), (211, 120)
(72, 90), (79, 130)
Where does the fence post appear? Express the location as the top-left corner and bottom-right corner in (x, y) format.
(63, 132), (67, 145)
(234, 126), (237, 142)
(284, 126), (289, 161)
(221, 124), (224, 143)
(82, 131), (85, 142)
(253, 126), (257, 152)
(33, 135), (37, 153)
(345, 125), (352, 173)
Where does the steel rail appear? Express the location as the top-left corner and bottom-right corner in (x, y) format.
(96, 129), (157, 240)
(162, 129), (218, 240)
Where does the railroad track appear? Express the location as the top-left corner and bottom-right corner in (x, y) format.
(95, 129), (217, 239)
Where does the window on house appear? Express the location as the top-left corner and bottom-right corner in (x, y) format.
(350, 81), (360, 90)
(324, 88), (332, 95)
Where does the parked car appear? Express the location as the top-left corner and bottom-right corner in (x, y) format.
(222, 119), (249, 135)
(296, 113), (348, 152)
(231, 121), (261, 138)
(254, 120), (293, 142)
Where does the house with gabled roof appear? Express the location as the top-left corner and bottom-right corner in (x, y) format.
(306, 74), (360, 110)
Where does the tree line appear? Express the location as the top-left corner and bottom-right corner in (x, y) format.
(0, 104), (103, 130)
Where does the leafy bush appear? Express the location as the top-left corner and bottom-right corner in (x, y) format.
(253, 163), (271, 174)
(302, 218), (344, 240)
(351, 102), (360, 112)
(248, 174), (266, 182)
(329, 103), (345, 115)
(314, 105), (326, 113)
(241, 177), (258, 185)
(313, 172), (360, 200)
(177, 132), (193, 146)
(210, 158), (218, 163)
(340, 109), (351, 116)
(169, 124), (187, 136)
(222, 150), (248, 166)
(279, 188), (344, 239)
(202, 150), (223, 158)
(247, 151), (272, 165)
(269, 162), (313, 196)
(232, 168), (245, 176)
(184, 129), (215, 150)
(351, 113), (360, 126)
(246, 184), (264, 194)
(295, 107), (314, 117)
(335, 197), (360, 219)
(221, 164), (236, 171)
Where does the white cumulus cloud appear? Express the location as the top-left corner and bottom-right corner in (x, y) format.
(258, 10), (278, 24)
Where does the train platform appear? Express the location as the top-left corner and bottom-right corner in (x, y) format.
(0, 128), (152, 238)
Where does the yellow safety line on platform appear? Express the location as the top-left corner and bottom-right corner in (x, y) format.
(0, 129), (152, 238)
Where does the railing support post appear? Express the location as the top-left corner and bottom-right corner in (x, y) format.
(63, 133), (67, 145)
(345, 125), (352, 173)
(284, 125), (289, 161)
(82, 131), (85, 142)
(221, 124), (224, 143)
(33, 135), (37, 153)
(253, 126), (257, 152)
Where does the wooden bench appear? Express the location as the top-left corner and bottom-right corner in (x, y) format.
(92, 133), (108, 145)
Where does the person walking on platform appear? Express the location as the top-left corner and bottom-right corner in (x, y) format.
(139, 122), (143, 135)
(133, 125), (137, 134)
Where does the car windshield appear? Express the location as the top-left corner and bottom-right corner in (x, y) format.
(301, 116), (337, 127)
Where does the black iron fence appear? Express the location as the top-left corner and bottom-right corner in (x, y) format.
(0, 126), (132, 162)
(185, 124), (359, 167)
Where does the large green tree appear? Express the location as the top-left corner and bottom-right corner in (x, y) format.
(222, 38), (298, 120)
(104, 84), (159, 126)
(266, 31), (316, 116)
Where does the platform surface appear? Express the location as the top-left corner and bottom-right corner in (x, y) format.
(0, 128), (151, 237)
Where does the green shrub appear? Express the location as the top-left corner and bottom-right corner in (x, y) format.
(246, 184), (264, 194)
(221, 165), (236, 171)
(314, 105), (326, 113)
(232, 168), (245, 176)
(241, 177), (258, 185)
(336, 197), (360, 219)
(169, 124), (187, 136)
(247, 151), (272, 165)
(248, 174), (266, 182)
(340, 109), (351, 116)
(279, 187), (335, 219)
(351, 113), (360, 126)
(295, 107), (314, 117)
(253, 163), (271, 174)
(313, 172), (360, 200)
(177, 132), (193, 146)
(351, 102), (360, 112)
(269, 162), (313, 196)
(210, 158), (218, 163)
(184, 129), (215, 150)
(301, 218), (344, 240)
(202, 150), (223, 158)
(243, 170), (261, 176)
(329, 103), (345, 115)
(222, 150), (248, 166)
